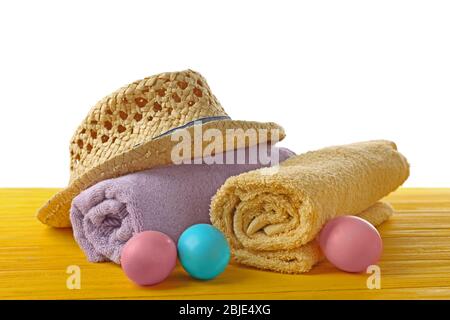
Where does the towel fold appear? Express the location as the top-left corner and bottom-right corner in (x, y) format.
(231, 202), (394, 273)
(210, 140), (410, 273)
(70, 145), (294, 263)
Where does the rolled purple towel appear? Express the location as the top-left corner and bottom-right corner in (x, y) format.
(70, 145), (295, 263)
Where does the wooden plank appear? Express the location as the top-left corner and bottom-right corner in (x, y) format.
(1, 188), (450, 299)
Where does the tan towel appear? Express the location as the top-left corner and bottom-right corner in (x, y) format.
(210, 140), (410, 273)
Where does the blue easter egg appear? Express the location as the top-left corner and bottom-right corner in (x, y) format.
(177, 224), (230, 280)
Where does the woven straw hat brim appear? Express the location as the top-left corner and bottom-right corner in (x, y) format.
(37, 119), (285, 227)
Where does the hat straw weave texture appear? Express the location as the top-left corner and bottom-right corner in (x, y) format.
(37, 69), (285, 227)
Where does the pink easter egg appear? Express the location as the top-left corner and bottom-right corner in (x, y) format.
(121, 231), (177, 286)
(319, 215), (383, 273)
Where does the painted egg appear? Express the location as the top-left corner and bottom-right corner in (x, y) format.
(319, 215), (383, 273)
(177, 224), (230, 280)
(121, 231), (177, 286)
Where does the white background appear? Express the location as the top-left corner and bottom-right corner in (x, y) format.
(0, 0), (449, 187)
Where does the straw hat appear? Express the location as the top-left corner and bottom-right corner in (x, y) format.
(37, 69), (285, 227)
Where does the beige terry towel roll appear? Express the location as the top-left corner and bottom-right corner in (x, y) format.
(210, 140), (410, 273)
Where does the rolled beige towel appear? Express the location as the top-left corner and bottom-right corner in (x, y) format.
(210, 140), (410, 273)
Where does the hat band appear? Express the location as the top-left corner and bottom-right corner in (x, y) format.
(154, 115), (231, 139)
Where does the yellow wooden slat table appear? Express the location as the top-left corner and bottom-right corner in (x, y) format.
(1, 188), (450, 299)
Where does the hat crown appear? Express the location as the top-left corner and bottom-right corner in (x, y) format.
(69, 70), (227, 180)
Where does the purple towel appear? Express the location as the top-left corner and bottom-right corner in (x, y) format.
(70, 145), (295, 263)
